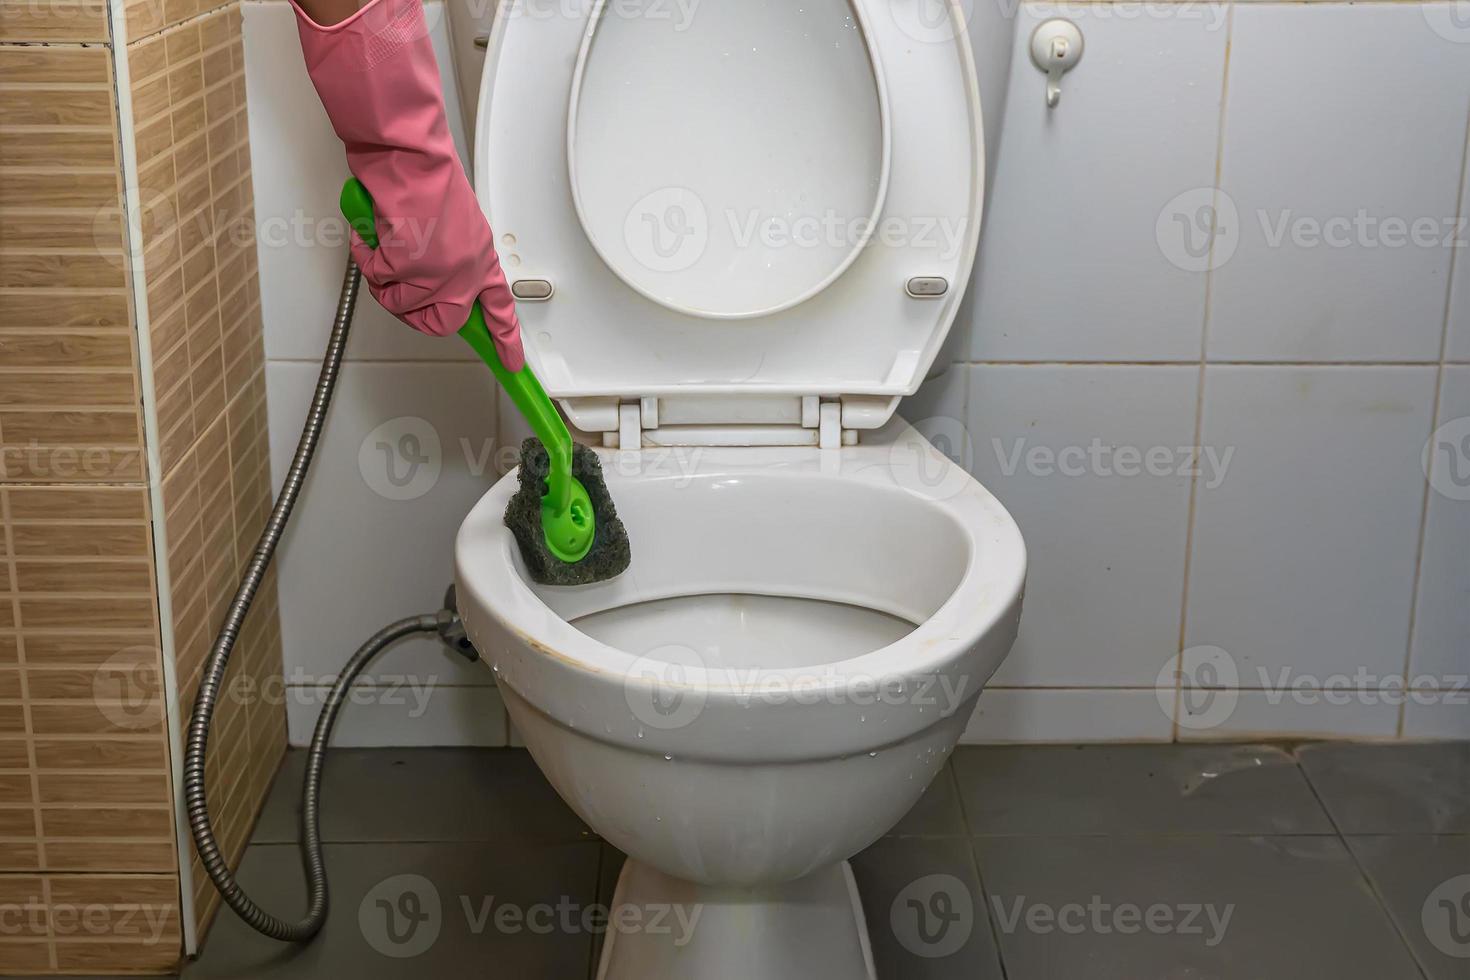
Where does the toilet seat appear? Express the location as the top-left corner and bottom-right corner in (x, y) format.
(474, 0), (984, 442)
(455, 421), (1025, 764)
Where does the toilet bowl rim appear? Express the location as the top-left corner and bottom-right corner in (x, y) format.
(455, 423), (1027, 691)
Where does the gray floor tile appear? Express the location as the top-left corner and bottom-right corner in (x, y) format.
(954, 744), (1335, 835)
(973, 835), (1421, 980)
(183, 841), (601, 979)
(253, 748), (590, 844)
(589, 844), (626, 979)
(887, 763), (967, 838)
(1299, 741), (1470, 834)
(851, 836), (1005, 979)
(1348, 835), (1470, 980)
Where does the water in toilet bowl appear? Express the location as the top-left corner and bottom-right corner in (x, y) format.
(570, 593), (915, 671)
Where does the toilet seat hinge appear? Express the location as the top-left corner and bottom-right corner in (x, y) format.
(601, 395), (855, 448)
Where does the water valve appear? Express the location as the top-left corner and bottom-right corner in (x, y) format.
(1030, 19), (1084, 109)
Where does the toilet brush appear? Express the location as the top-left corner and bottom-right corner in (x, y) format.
(341, 177), (630, 586)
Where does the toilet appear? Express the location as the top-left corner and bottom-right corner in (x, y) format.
(454, 0), (1026, 976)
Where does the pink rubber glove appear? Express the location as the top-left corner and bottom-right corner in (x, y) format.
(290, 0), (524, 370)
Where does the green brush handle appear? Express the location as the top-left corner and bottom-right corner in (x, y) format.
(338, 178), (582, 537)
(454, 304), (574, 517)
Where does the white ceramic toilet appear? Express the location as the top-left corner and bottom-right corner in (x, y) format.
(455, 1), (1026, 976)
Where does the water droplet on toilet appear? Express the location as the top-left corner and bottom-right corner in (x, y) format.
(664, 754), (673, 761)
(637, 728), (645, 739)
(868, 751), (878, 758)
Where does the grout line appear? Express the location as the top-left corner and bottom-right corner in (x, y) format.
(38, 874), (56, 970)
(1398, 99), (1470, 740)
(1173, 5), (1234, 743)
(586, 843), (608, 980)
(0, 41), (109, 48)
(1, 488), (48, 889)
(949, 761), (1013, 980)
(1294, 755), (1435, 980)
(122, 0), (241, 47)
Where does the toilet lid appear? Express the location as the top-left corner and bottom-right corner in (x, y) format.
(475, 0), (983, 425)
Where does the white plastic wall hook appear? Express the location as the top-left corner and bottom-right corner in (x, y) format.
(1030, 19), (1083, 109)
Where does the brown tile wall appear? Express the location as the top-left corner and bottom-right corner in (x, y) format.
(0, 0), (283, 972)
(124, 0), (284, 951)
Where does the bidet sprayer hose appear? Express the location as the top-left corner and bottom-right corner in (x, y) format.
(183, 256), (448, 942)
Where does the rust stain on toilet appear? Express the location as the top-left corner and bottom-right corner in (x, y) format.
(518, 629), (603, 674)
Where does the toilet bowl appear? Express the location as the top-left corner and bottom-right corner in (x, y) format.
(458, 1), (1025, 975)
(457, 425), (1024, 977)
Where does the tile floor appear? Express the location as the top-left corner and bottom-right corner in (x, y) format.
(33, 741), (1470, 979)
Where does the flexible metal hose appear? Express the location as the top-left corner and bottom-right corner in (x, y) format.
(183, 257), (448, 942)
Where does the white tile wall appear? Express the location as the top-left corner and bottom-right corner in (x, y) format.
(244, 0), (1470, 746)
(1185, 367), (1437, 696)
(1403, 700), (1470, 740)
(1410, 366), (1470, 696)
(965, 365), (1198, 688)
(287, 684), (508, 747)
(966, 3), (1228, 362)
(1174, 690), (1403, 742)
(1450, 139), (1470, 363)
(1207, 4), (1470, 362)
(962, 689), (1173, 744)
(264, 362), (508, 745)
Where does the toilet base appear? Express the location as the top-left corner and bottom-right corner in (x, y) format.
(595, 859), (877, 980)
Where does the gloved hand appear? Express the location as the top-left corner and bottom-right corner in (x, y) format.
(290, 0), (524, 370)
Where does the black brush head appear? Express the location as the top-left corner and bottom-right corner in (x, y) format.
(504, 438), (631, 586)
